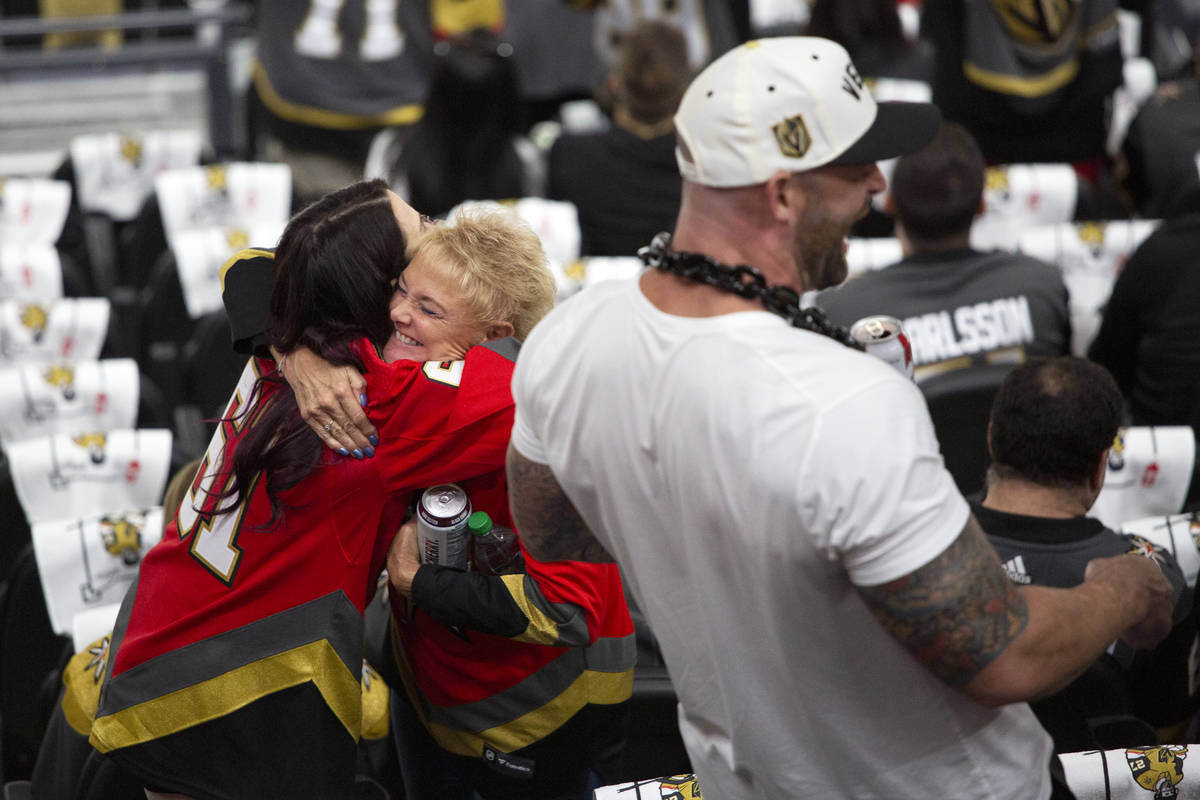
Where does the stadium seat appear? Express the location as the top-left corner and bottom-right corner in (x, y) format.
(1, 782), (31, 800)
(1030, 654), (1158, 753)
(0, 545), (71, 780)
(617, 600), (691, 782)
(920, 363), (1014, 497)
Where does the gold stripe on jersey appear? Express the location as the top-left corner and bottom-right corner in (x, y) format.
(89, 640), (360, 752)
(252, 61), (424, 130)
(501, 573), (591, 646)
(962, 57), (1079, 98)
(424, 668), (634, 757)
(390, 615), (633, 756)
(218, 247), (275, 295)
(62, 636), (111, 736)
(361, 663), (391, 741)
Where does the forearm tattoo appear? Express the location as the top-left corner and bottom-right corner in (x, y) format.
(857, 519), (1029, 686)
(506, 447), (614, 563)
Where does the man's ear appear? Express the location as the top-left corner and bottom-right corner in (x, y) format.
(483, 321), (515, 342)
(1089, 449), (1109, 494)
(765, 170), (799, 223)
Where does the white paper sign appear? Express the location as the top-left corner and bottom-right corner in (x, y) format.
(593, 774), (704, 799)
(72, 605), (121, 652)
(70, 130), (202, 221)
(0, 243), (63, 302)
(971, 164), (1079, 252)
(1060, 746), (1198, 799)
(0, 358), (140, 443)
(32, 507), (163, 636)
(1091, 426), (1196, 531)
(0, 178), (71, 245)
(172, 222), (285, 318)
(0, 297), (110, 365)
(8, 428), (172, 524)
(1017, 220), (1160, 355)
(155, 162), (292, 250)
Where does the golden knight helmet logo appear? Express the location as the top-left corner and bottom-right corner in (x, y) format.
(1076, 221), (1107, 254)
(205, 165), (229, 192)
(100, 512), (144, 566)
(1108, 428), (1127, 471)
(73, 432), (107, 464)
(19, 303), (49, 342)
(1127, 746), (1187, 798)
(43, 364), (76, 401)
(991, 0), (1079, 46)
(772, 115), (812, 160)
(658, 774), (702, 800)
(120, 134), (143, 166)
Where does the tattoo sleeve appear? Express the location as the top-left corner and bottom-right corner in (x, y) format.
(856, 515), (1029, 687)
(506, 445), (614, 563)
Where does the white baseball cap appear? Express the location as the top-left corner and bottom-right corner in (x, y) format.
(674, 37), (942, 188)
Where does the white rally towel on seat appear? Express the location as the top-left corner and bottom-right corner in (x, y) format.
(1017, 219), (1160, 356)
(0, 243), (64, 302)
(1060, 746), (1198, 799)
(72, 602), (122, 652)
(7, 428), (172, 524)
(0, 297), (110, 365)
(0, 359), (140, 443)
(32, 506), (163, 636)
(1122, 512), (1200, 589)
(70, 130), (203, 222)
(172, 222), (286, 318)
(1090, 426), (1196, 531)
(971, 164), (1079, 252)
(594, 774), (704, 799)
(155, 162), (292, 251)
(0, 178), (72, 245)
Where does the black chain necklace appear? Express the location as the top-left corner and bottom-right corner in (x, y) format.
(637, 232), (862, 349)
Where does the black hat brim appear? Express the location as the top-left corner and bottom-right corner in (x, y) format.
(828, 101), (943, 166)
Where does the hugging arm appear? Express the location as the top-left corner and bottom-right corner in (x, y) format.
(220, 248), (377, 453)
(506, 444), (614, 564)
(857, 513), (1174, 706)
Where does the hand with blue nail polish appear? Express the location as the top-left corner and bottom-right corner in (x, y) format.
(283, 347), (380, 453)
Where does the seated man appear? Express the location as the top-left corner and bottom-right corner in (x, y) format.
(547, 20), (689, 257)
(817, 121), (1071, 382)
(974, 356), (1198, 751)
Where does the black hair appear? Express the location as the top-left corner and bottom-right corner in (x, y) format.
(989, 357), (1124, 488)
(891, 121), (985, 245)
(213, 179), (407, 526)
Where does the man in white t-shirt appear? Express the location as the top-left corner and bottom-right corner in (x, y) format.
(505, 38), (1175, 800)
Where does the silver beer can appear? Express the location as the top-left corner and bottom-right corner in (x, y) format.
(417, 484), (472, 569)
(850, 315), (915, 380)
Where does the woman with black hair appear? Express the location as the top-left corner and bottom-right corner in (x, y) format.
(79, 179), (562, 798)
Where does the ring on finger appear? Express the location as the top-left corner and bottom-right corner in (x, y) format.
(323, 422), (334, 433)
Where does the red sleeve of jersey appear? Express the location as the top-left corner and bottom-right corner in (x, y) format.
(362, 343), (516, 494)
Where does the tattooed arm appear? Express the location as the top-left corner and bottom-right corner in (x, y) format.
(506, 444), (614, 563)
(858, 513), (1174, 707)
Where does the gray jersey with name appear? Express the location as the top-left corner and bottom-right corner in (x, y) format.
(817, 247), (1070, 380)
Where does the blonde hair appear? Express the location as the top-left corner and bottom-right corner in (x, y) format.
(414, 206), (556, 340)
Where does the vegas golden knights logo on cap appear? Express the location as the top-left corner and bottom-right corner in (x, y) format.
(772, 115), (812, 159)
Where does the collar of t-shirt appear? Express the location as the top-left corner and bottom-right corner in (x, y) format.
(970, 499), (1108, 544)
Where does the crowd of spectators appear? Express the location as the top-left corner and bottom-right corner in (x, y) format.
(9, 0), (1200, 797)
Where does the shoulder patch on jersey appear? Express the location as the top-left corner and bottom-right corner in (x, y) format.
(219, 247), (276, 294)
(480, 336), (520, 364)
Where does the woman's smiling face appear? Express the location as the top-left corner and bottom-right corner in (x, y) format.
(382, 249), (491, 364)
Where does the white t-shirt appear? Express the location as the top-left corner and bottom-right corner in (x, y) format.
(511, 277), (1053, 800)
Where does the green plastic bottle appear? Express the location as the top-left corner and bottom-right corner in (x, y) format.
(468, 511), (522, 575)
